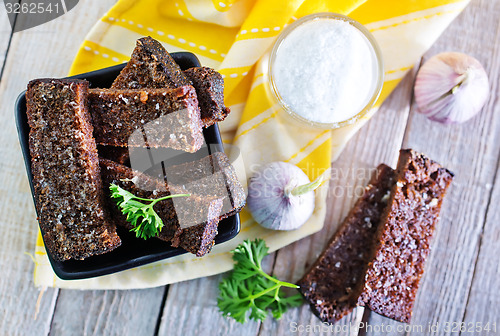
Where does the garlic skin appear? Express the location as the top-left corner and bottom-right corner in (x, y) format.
(414, 52), (489, 124)
(247, 162), (324, 231)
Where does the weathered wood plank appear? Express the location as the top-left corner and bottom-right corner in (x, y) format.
(363, 0), (500, 334)
(49, 288), (165, 336)
(461, 160), (500, 334)
(0, 4), (15, 78)
(255, 65), (418, 336)
(0, 1), (117, 335)
(157, 255), (277, 336)
(0, 1), (497, 336)
(459, 1), (500, 333)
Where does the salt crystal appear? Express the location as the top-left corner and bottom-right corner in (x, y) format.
(271, 18), (378, 124)
(364, 217), (372, 228)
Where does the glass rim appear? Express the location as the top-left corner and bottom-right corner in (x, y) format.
(268, 12), (384, 130)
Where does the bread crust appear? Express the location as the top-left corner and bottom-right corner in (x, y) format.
(111, 36), (191, 90)
(184, 67), (231, 127)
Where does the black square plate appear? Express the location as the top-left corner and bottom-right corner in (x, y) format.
(15, 52), (240, 280)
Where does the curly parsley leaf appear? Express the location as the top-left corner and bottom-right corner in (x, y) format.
(109, 183), (190, 239)
(217, 239), (303, 323)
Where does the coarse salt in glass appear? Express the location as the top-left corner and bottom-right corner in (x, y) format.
(269, 13), (384, 129)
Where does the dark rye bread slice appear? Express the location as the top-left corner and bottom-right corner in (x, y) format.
(26, 79), (121, 261)
(358, 149), (454, 323)
(99, 158), (223, 257)
(297, 164), (395, 323)
(111, 36), (229, 127)
(184, 67), (231, 127)
(146, 152), (246, 219)
(111, 36), (191, 89)
(88, 86), (203, 152)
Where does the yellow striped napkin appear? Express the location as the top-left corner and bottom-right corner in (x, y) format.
(33, 0), (470, 289)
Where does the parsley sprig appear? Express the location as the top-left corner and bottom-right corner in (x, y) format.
(109, 183), (190, 239)
(218, 239), (303, 323)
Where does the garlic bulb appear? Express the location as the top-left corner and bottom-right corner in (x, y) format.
(414, 52), (489, 124)
(247, 162), (329, 231)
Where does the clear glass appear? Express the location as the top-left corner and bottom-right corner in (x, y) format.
(268, 13), (384, 129)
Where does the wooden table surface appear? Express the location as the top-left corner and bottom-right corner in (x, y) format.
(0, 1), (498, 335)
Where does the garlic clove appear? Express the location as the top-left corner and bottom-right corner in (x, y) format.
(449, 66), (490, 123)
(252, 196), (286, 227)
(414, 52), (489, 124)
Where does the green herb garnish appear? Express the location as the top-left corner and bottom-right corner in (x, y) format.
(109, 183), (190, 239)
(217, 239), (303, 323)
